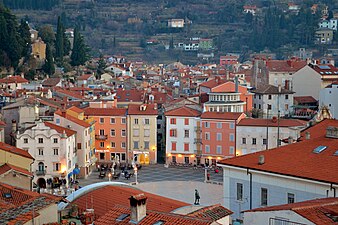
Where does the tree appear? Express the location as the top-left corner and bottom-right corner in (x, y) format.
(97, 54), (106, 77)
(70, 26), (89, 66)
(55, 16), (64, 63)
(169, 36), (174, 49)
(43, 43), (55, 75)
(39, 25), (55, 45)
(18, 19), (31, 58)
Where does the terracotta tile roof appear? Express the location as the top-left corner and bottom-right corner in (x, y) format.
(128, 104), (158, 115)
(84, 107), (127, 116)
(0, 76), (28, 84)
(201, 112), (244, 120)
(77, 74), (94, 80)
(116, 89), (143, 102)
(299, 119), (338, 141)
(41, 78), (61, 87)
(95, 205), (213, 225)
(68, 106), (84, 114)
(187, 204), (233, 220)
(55, 110), (91, 128)
(0, 182), (61, 224)
(238, 118), (307, 127)
(0, 163), (33, 177)
(72, 185), (189, 218)
(165, 106), (201, 117)
(266, 59), (306, 72)
(218, 135), (338, 184)
(54, 87), (84, 100)
(245, 197), (338, 225)
(44, 122), (77, 137)
(0, 142), (34, 159)
(294, 96), (317, 104)
(199, 78), (226, 89)
(251, 84), (294, 94)
(312, 64), (338, 76)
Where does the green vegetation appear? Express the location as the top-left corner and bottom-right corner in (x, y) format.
(71, 26), (90, 66)
(1, 0), (60, 11)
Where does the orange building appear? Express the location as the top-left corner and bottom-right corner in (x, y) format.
(84, 108), (127, 164)
(200, 112), (246, 165)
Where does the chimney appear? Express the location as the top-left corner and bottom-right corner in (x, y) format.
(258, 155), (265, 165)
(235, 76), (239, 93)
(305, 131), (310, 140)
(129, 194), (147, 223)
(326, 126), (338, 139)
(288, 136), (293, 144)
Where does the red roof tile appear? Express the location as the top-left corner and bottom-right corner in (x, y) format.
(116, 89), (143, 102)
(41, 78), (61, 87)
(238, 118), (307, 127)
(218, 135), (338, 184)
(68, 106), (84, 114)
(54, 88), (84, 100)
(0, 163), (33, 176)
(0, 142), (34, 159)
(77, 74), (94, 80)
(201, 112), (244, 120)
(0, 76), (28, 84)
(55, 110), (91, 128)
(84, 107), (127, 116)
(165, 106), (201, 117)
(266, 59), (306, 72)
(299, 119), (338, 141)
(294, 96), (317, 104)
(72, 185), (189, 219)
(128, 104), (158, 115)
(245, 197), (338, 225)
(44, 122), (77, 137)
(199, 78), (226, 89)
(188, 204), (233, 220)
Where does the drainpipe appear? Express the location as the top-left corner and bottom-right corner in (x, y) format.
(247, 169), (252, 210)
(331, 184), (336, 197)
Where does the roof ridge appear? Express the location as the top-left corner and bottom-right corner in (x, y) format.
(293, 201), (338, 211)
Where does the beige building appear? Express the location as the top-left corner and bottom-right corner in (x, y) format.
(31, 38), (46, 60)
(127, 104), (158, 164)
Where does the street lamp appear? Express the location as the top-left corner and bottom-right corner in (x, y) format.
(134, 166), (138, 185)
(108, 173), (112, 182)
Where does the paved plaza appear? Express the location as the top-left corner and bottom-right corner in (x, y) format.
(78, 164), (224, 206)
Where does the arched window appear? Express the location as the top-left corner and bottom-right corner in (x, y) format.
(38, 162), (45, 171)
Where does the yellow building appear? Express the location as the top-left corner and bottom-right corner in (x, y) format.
(31, 38), (46, 60)
(127, 104), (158, 164)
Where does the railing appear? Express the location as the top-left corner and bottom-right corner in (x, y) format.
(95, 135), (108, 140)
(35, 170), (46, 176)
(269, 218), (306, 225)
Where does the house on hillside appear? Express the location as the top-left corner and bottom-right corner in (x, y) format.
(168, 19), (185, 28)
(315, 28), (334, 44)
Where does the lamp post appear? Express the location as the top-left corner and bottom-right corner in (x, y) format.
(108, 172), (112, 182)
(134, 166), (138, 185)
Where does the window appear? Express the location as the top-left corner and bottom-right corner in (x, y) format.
(111, 129), (116, 136)
(230, 134), (235, 142)
(77, 143), (82, 149)
(184, 130), (189, 138)
(216, 146), (222, 154)
(110, 118), (115, 124)
(144, 141), (149, 150)
(252, 138), (257, 145)
(237, 183), (243, 201)
(38, 162), (44, 171)
(100, 152), (105, 160)
(38, 138), (43, 144)
(121, 130), (126, 137)
(259, 95), (261, 100)
(204, 122), (210, 128)
(184, 118), (189, 125)
(285, 104), (289, 110)
(100, 129), (105, 135)
(24, 138), (28, 144)
(134, 119), (139, 124)
(184, 143), (189, 151)
(134, 141), (139, 149)
(172, 156), (177, 163)
(184, 157), (189, 164)
(287, 193), (295, 204)
(205, 145), (210, 153)
(121, 153), (126, 161)
(242, 138), (246, 144)
(268, 95), (272, 100)
(267, 104), (272, 110)
(205, 132), (210, 140)
(53, 163), (61, 171)
(100, 118), (104, 124)
(285, 94), (289, 100)
(38, 148), (43, 155)
(53, 138), (58, 144)
(100, 142), (105, 148)
(230, 122), (235, 129)
(217, 133), (222, 141)
(53, 148), (58, 155)
(171, 142), (177, 151)
(111, 142), (116, 148)
(56, 118), (60, 125)
(144, 119), (150, 125)
(263, 139), (267, 145)
(261, 188), (268, 206)
(121, 118), (126, 124)
(144, 129), (150, 137)
(170, 118), (176, 124)
(170, 129), (177, 137)
(230, 146), (235, 154)
(121, 142), (126, 148)
(133, 129), (139, 137)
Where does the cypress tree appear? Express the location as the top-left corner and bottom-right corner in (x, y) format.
(43, 43), (55, 75)
(70, 26), (89, 66)
(18, 19), (31, 58)
(55, 16), (64, 63)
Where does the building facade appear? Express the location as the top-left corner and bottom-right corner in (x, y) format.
(320, 82), (338, 119)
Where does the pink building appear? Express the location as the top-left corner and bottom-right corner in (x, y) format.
(200, 112), (246, 165)
(220, 55), (239, 66)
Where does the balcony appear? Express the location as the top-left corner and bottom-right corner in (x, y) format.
(194, 138), (202, 144)
(35, 170), (46, 176)
(95, 135), (108, 140)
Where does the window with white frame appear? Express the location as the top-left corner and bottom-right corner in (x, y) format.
(205, 122), (210, 128)
(216, 133), (222, 141)
(216, 146), (222, 154)
(121, 142), (126, 148)
(205, 132), (210, 140)
(242, 138), (246, 144)
(110, 118), (115, 124)
(121, 118), (126, 124)
(24, 138), (28, 144)
(205, 145), (210, 153)
(100, 142), (105, 148)
(133, 129), (139, 137)
(111, 142), (116, 148)
(134, 141), (139, 149)
(111, 129), (115, 136)
(144, 119), (150, 125)
(53, 163), (61, 171)
(38, 148), (44, 155)
(216, 123), (222, 129)
(252, 138), (257, 145)
(230, 146), (235, 155)
(287, 193), (295, 204)
(100, 118), (104, 124)
(134, 119), (138, 124)
(184, 130), (189, 138)
(144, 141), (149, 150)
(230, 122), (235, 129)
(121, 130), (126, 137)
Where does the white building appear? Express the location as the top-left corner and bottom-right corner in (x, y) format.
(236, 118), (307, 155)
(16, 122), (77, 188)
(218, 122), (338, 221)
(165, 107), (201, 165)
(319, 18), (338, 31)
(319, 82), (338, 119)
(168, 19), (185, 28)
(252, 84), (294, 118)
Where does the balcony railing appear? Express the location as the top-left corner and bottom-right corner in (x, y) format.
(194, 138), (202, 144)
(269, 218), (306, 225)
(95, 135), (108, 140)
(35, 170), (46, 176)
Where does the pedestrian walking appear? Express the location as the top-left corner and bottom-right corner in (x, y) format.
(194, 189), (200, 205)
